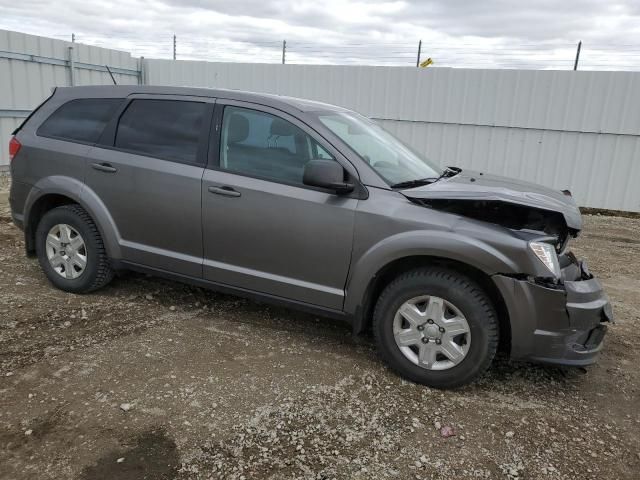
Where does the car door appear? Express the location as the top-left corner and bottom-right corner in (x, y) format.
(201, 101), (359, 310)
(84, 94), (214, 277)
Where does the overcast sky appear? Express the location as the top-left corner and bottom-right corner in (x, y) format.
(1, 0), (639, 70)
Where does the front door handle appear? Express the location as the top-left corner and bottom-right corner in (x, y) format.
(208, 185), (241, 197)
(91, 162), (117, 173)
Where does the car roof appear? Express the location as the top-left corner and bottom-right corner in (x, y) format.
(54, 85), (348, 114)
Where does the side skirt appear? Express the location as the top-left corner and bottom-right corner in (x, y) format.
(113, 260), (352, 324)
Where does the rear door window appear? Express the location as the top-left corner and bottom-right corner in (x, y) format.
(37, 98), (123, 143)
(115, 99), (206, 164)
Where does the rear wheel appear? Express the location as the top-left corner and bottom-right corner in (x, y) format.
(373, 267), (498, 388)
(35, 204), (114, 293)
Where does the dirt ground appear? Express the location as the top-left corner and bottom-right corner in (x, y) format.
(0, 174), (639, 480)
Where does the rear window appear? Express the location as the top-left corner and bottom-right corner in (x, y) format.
(37, 98), (123, 143)
(114, 99), (206, 164)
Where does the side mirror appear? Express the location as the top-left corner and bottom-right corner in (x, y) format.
(303, 159), (354, 194)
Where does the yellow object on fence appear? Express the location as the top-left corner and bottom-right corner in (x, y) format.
(419, 58), (434, 68)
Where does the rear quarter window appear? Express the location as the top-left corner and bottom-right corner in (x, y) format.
(37, 98), (123, 144)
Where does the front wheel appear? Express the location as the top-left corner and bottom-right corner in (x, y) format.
(373, 267), (498, 388)
(35, 204), (114, 293)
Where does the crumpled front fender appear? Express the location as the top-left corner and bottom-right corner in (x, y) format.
(343, 229), (522, 316)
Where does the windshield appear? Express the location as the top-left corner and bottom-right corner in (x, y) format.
(315, 111), (443, 186)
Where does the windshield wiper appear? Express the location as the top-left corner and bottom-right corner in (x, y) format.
(390, 178), (437, 189)
(391, 167), (461, 189)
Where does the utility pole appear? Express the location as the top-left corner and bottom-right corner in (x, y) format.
(282, 40), (286, 64)
(416, 40), (422, 68)
(173, 34), (177, 60)
(71, 33), (75, 43)
(573, 41), (582, 70)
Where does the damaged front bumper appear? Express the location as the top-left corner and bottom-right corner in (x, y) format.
(493, 259), (612, 366)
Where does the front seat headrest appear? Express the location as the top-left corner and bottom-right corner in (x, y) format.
(270, 118), (297, 137)
(228, 113), (250, 143)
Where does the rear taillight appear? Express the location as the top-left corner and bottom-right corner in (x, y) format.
(9, 136), (21, 161)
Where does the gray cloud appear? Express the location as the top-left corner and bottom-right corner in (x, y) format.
(0, 0), (639, 70)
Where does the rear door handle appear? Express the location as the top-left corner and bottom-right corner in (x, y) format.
(91, 162), (117, 173)
(208, 185), (241, 197)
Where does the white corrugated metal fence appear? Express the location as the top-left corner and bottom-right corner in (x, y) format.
(1, 29), (639, 211)
(0, 29), (141, 168)
(146, 60), (640, 212)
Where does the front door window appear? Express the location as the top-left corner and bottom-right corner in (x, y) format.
(219, 106), (336, 184)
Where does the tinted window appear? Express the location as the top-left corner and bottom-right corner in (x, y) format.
(220, 106), (335, 185)
(115, 99), (206, 164)
(37, 98), (122, 143)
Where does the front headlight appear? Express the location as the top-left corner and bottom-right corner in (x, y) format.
(529, 241), (561, 278)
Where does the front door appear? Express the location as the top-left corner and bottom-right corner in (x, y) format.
(201, 102), (357, 310)
(85, 95), (213, 277)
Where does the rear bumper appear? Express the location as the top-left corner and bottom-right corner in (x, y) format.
(9, 179), (28, 230)
(493, 260), (612, 366)
(11, 211), (24, 230)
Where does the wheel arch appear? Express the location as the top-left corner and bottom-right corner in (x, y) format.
(25, 193), (76, 254)
(23, 176), (121, 259)
(349, 254), (512, 355)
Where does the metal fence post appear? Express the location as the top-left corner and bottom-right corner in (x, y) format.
(68, 45), (75, 86)
(573, 41), (582, 70)
(282, 40), (286, 64)
(139, 56), (145, 85)
(416, 40), (422, 67)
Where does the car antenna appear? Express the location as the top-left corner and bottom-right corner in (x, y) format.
(105, 65), (117, 85)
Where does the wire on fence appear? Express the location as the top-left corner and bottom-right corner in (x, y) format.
(59, 33), (640, 71)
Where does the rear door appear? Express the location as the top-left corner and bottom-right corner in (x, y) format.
(201, 101), (358, 310)
(84, 95), (214, 277)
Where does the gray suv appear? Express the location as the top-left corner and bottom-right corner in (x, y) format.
(9, 86), (612, 388)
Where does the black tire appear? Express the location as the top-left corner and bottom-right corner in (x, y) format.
(373, 267), (498, 389)
(35, 204), (114, 293)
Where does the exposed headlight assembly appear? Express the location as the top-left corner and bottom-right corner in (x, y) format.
(529, 241), (561, 278)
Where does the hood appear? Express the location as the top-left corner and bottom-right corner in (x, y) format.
(401, 169), (582, 231)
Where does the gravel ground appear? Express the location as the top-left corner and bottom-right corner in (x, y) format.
(0, 176), (639, 479)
